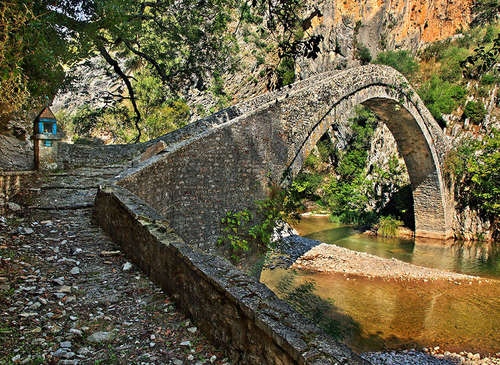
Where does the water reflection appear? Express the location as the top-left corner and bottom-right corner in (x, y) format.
(261, 269), (500, 354)
(293, 216), (500, 278)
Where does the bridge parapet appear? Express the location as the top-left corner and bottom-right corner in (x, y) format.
(115, 65), (453, 244)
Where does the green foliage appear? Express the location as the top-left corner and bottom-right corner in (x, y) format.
(483, 25), (496, 43)
(463, 101), (486, 125)
(377, 216), (403, 237)
(276, 56), (296, 87)
(217, 210), (254, 260)
(3, 0), (239, 137)
(317, 139), (335, 163)
(420, 39), (452, 62)
(318, 107), (380, 225)
(439, 46), (470, 82)
(480, 73), (498, 85)
(276, 271), (343, 340)
(356, 43), (372, 65)
(294, 106), (409, 228)
(373, 50), (419, 78)
(140, 100), (190, 142)
(471, 0), (500, 27)
(460, 33), (500, 80)
(418, 76), (466, 128)
(0, 0), (71, 125)
(445, 129), (500, 235)
(217, 185), (299, 262)
(287, 172), (323, 209)
(322, 175), (376, 225)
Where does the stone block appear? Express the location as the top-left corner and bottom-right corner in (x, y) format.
(140, 141), (167, 162)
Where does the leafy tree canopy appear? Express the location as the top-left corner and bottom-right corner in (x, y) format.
(2, 0), (323, 139)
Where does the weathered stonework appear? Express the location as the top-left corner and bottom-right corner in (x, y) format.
(93, 184), (370, 365)
(115, 65), (452, 248)
(0, 170), (35, 206)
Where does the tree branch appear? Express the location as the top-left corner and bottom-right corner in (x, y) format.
(96, 43), (142, 143)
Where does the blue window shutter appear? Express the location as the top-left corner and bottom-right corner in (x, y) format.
(38, 122), (44, 134)
(52, 123), (57, 135)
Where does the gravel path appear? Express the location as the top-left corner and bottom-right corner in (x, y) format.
(0, 168), (229, 364)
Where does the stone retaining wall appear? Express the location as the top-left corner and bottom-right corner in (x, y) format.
(0, 171), (36, 205)
(93, 184), (370, 365)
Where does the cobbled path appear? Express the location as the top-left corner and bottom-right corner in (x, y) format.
(0, 166), (228, 364)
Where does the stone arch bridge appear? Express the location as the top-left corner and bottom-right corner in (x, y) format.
(98, 64), (452, 250)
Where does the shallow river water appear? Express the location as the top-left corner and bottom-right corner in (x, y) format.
(260, 216), (500, 354)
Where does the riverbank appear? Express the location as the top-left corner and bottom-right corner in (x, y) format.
(292, 242), (487, 282)
(262, 233), (499, 364)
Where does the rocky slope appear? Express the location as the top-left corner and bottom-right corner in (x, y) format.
(298, 0), (474, 77)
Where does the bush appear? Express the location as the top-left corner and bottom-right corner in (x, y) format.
(463, 101), (486, 125)
(217, 185), (299, 262)
(289, 172), (323, 203)
(418, 76), (467, 128)
(277, 56), (296, 87)
(356, 43), (372, 65)
(445, 129), (500, 235)
(419, 40), (451, 61)
(377, 216), (403, 237)
(481, 73), (498, 85)
(373, 50), (419, 77)
(439, 46), (470, 82)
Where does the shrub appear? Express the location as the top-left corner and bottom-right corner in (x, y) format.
(418, 76), (467, 128)
(462, 101), (486, 125)
(317, 139), (335, 163)
(217, 185), (299, 262)
(356, 43), (372, 65)
(277, 56), (296, 87)
(373, 50), (419, 77)
(419, 40), (451, 61)
(439, 46), (470, 82)
(377, 216), (403, 237)
(483, 24), (496, 43)
(481, 73), (498, 85)
(445, 129), (499, 235)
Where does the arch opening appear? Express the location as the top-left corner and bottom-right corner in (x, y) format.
(285, 89), (450, 240)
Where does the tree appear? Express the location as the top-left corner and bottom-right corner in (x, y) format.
(3, 0), (323, 140)
(460, 33), (500, 81)
(238, 0), (323, 89)
(0, 0), (72, 128)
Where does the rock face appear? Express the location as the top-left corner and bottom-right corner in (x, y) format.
(0, 134), (34, 171)
(52, 56), (124, 117)
(298, 0), (474, 77)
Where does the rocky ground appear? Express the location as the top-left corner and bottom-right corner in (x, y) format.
(361, 348), (500, 365)
(0, 167), (228, 365)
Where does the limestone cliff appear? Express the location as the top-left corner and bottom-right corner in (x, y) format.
(298, 0), (474, 76)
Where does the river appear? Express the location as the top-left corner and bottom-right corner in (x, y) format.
(260, 215), (500, 354)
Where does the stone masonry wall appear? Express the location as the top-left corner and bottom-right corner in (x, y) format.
(117, 65), (451, 248)
(0, 171), (35, 205)
(93, 184), (370, 365)
(56, 71), (341, 170)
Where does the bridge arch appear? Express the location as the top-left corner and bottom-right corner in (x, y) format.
(117, 65), (453, 250)
(282, 73), (452, 239)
